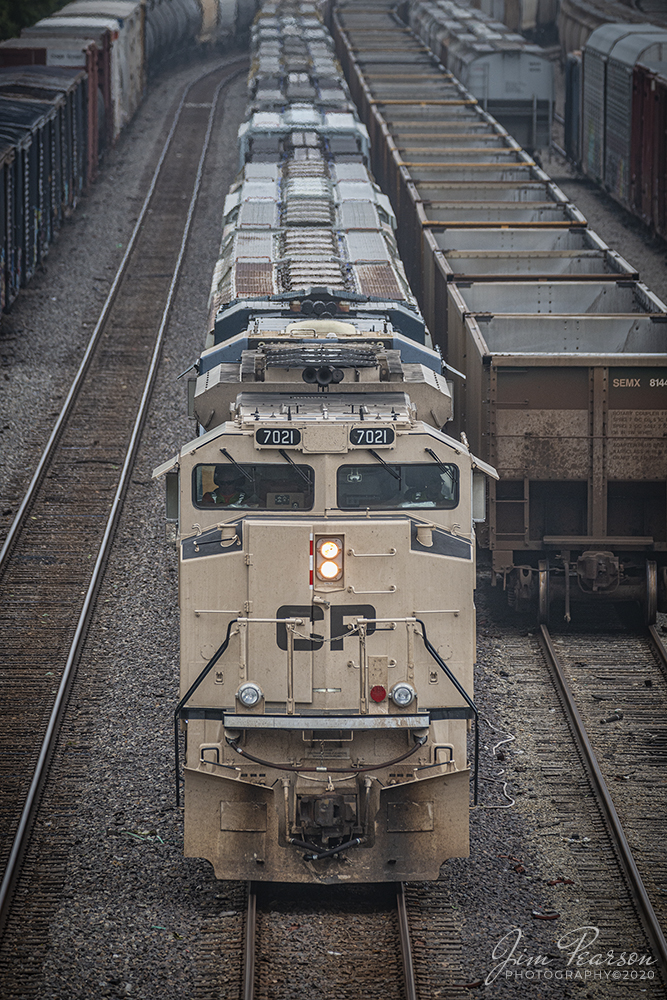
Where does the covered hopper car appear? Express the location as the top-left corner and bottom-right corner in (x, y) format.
(406, 0), (554, 151)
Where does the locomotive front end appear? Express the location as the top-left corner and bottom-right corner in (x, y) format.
(160, 349), (495, 882)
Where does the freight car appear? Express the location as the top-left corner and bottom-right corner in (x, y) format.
(444, 285), (667, 624)
(565, 23), (667, 244)
(332, 0), (667, 624)
(0, 29), (110, 160)
(557, 0), (667, 59)
(0, 65), (91, 207)
(0, 94), (63, 295)
(632, 59), (667, 236)
(155, 0), (496, 884)
(471, 0), (559, 39)
(0, 0), (256, 314)
(22, 0), (202, 136)
(405, 0), (554, 150)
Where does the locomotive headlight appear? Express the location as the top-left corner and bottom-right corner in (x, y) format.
(237, 682), (263, 707)
(319, 560), (340, 580)
(390, 683), (416, 708)
(315, 536), (344, 583)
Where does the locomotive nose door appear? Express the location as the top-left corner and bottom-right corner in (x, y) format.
(314, 518), (413, 713)
(245, 520), (316, 707)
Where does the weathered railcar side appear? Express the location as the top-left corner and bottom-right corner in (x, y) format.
(446, 312), (667, 620)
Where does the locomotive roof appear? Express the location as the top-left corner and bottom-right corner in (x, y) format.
(235, 391), (415, 425)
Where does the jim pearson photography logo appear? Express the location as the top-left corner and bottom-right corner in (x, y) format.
(486, 926), (658, 985)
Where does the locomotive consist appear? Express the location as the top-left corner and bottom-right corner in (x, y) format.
(155, 0), (496, 882)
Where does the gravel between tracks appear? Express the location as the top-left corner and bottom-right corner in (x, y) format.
(442, 586), (667, 997)
(2, 46), (667, 1000)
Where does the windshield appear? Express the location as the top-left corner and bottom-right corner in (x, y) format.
(337, 463), (458, 510)
(193, 463), (314, 510)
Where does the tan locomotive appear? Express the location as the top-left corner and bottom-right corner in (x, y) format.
(154, 0), (497, 884)
(156, 318), (496, 882)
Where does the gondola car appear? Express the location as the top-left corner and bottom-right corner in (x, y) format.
(331, 0), (667, 624)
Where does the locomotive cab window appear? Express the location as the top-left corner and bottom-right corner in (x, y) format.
(193, 463), (314, 510)
(337, 463), (459, 510)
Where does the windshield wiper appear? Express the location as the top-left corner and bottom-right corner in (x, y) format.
(425, 447), (449, 474)
(219, 448), (254, 483)
(279, 449), (312, 487)
(369, 449), (400, 480)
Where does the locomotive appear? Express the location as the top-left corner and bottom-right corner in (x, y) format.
(155, 0), (496, 882)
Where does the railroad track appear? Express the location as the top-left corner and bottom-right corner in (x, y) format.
(239, 879), (475, 999)
(538, 618), (667, 979)
(0, 57), (247, 937)
(465, 596), (667, 991)
(242, 881), (412, 1000)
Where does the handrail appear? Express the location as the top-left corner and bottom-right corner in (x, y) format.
(415, 618), (479, 805)
(173, 616), (304, 805)
(347, 547), (397, 557)
(174, 618), (238, 807)
(354, 616), (479, 803)
(175, 615), (479, 805)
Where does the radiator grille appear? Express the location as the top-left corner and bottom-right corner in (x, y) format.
(355, 263), (403, 299)
(234, 262), (275, 296)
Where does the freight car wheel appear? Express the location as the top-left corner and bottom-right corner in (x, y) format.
(659, 566), (667, 615)
(644, 561), (658, 626)
(538, 559), (550, 625)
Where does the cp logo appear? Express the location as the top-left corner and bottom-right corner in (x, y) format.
(276, 604), (377, 651)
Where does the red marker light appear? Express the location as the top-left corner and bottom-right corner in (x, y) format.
(370, 685), (387, 703)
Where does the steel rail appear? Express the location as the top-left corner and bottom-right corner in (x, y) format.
(243, 882), (257, 1000)
(539, 625), (667, 977)
(648, 624), (667, 682)
(0, 54), (246, 575)
(0, 62), (245, 930)
(397, 882), (418, 1000)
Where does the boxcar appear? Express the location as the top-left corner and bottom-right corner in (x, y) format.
(0, 66), (89, 209)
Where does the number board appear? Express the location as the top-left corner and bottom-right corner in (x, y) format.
(349, 427), (395, 447)
(255, 427), (302, 447)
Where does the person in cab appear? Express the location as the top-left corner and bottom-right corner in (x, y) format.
(203, 465), (247, 506)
